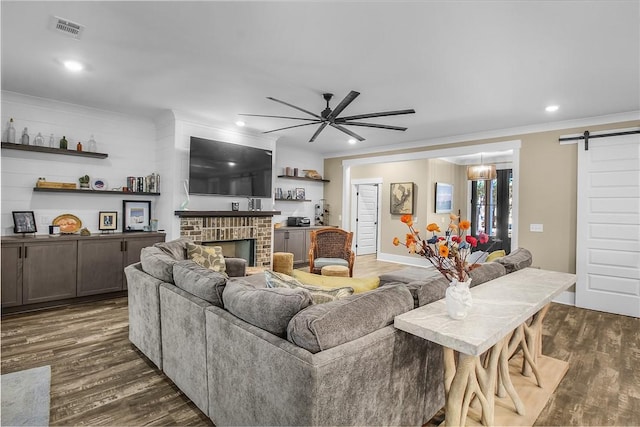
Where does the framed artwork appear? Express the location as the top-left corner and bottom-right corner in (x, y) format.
(123, 200), (151, 232)
(435, 182), (453, 213)
(99, 211), (118, 231)
(295, 187), (306, 200)
(12, 211), (37, 233)
(390, 182), (414, 215)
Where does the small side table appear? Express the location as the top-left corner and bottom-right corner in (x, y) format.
(321, 265), (349, 277)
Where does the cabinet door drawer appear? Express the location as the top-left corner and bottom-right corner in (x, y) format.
(77, 239), (124, 296)
(23, 241), (77, 305)
(1, 243), (23, 307)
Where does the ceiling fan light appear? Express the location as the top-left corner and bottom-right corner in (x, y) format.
(467, 164), (497, 180)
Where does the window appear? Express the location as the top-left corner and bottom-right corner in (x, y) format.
(470, 169), (512, 253)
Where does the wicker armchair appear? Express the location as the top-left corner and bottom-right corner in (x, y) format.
(308, 228), (355, 277)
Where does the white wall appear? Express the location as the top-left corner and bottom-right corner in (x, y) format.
(1, 91), (158, 235)
(273, 143), (325, 226)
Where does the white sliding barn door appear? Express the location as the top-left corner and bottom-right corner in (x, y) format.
(575, 133), (640, 317)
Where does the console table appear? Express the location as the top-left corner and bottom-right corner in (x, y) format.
(394, 268), (576, 426)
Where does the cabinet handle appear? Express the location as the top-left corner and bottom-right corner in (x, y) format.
(120, 241), (125, 252)
(18, 246), (22, 258)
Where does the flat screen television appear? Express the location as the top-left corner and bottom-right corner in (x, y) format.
(188, 137), (273, 197)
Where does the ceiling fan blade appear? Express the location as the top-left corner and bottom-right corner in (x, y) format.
(329, 123), (365, 141)
(267, 97), (322, 119)
(327, 90), (360, 120)
(338, 109), (416, 121)
(238, 113), (318, 122)
(309, 122), (328, 143)
(263, 121), (322, 134)
(334, 121), (408, 131)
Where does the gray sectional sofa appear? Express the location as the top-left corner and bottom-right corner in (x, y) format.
(125, 238), (532, 426)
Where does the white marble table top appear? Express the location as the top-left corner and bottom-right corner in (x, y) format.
(394, 268), (576, 356)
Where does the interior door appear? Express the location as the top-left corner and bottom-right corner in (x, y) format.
(356, 184), (379, 255)
(575, 133), (640, 317)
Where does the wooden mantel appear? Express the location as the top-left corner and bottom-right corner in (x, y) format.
(174, 210), (281, 218)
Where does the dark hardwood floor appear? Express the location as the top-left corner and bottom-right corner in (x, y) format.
(1, 255), (638, 426)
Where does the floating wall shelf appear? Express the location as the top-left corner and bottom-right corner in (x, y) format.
(2, 142), (108, 159)
(33, 188), (159, 196)
(276, 175), (330, 183)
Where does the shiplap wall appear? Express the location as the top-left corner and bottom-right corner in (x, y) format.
(1, 91), (158, 235)
(273, 144), (325, 226)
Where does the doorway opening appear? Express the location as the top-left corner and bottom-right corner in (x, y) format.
(470, 169), (512, 253)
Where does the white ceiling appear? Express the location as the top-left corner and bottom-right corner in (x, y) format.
(1, 1), (638, 157)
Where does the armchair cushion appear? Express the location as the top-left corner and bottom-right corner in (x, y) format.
(312, 257), (350, 269)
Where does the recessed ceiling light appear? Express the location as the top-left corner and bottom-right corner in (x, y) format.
(63, 60), (84, 72)
(228, 162), (236, 166)
(348, 138), (357, 144)
(545, 105), (559, 112)
(235, 120), (245, 127)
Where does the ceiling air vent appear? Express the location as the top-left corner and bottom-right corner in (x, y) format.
(51, 16), (84, 39)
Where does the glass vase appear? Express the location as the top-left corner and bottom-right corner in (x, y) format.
(445, 278), (473, 320)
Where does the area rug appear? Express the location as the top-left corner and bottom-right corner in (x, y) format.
(1, 365), (51, 426)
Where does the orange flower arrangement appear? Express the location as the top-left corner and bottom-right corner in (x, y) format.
(393, 213), (489, 282)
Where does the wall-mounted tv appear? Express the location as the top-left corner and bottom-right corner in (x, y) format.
(188, 137), (273, 197)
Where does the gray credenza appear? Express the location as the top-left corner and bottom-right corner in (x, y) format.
(1, 232), (165, 313)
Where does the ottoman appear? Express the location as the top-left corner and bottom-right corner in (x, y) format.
(273, 252), (294, 276)
(321, 265), (349, 277)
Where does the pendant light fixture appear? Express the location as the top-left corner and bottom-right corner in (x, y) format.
(467, 153), (497, 181)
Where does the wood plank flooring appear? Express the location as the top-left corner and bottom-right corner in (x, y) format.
(2, 255), (639, 426)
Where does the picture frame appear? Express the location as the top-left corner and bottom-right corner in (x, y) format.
(435, 182), (453, 213)
(295, 187), (306, 200)
(12, 211), (37, 234)
(122, 200), (151, 232)
(99, 211), (118, 231)
(390, 182), (414, 215)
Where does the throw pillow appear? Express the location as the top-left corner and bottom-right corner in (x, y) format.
(222, 279), (313, 337)
(187, 242), (227, 276)
(494, 247), (533, 273)
(291, 270), (380, 294)
(265, 270), (354, 304)
(486, 250), (506, 262)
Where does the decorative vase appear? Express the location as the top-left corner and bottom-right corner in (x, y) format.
(445, 278), (473, 320)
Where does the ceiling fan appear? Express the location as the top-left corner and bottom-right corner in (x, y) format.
(239, 90), (415, 143)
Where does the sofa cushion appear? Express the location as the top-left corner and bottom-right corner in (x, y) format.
(291, 270), (380, 294)
(494, 247), (533, 273)
(379, 266), (440, 286)
(140, 246), (181, 283)
(287, 284), (414, 353)
(153, 237), (191, 260)
(222, 280), (313, 338)
(468, 262), (507, 287)
(467, 250), (489, 264)
(187, 242), (227, 275)
(173, 260), (227, 307)
(265, 270), (354, 304)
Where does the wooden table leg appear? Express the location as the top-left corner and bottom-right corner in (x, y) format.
(443, 337), (505, 426)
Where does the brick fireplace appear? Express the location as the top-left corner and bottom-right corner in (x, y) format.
(176, 210), (280, 267)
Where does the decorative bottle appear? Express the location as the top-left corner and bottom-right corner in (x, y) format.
(21, 127), (29, 145)
(34, 132), (45, 146)
(7, 118), (16, 143)
(59, 136), (68, 149)
(76, 141), (83, 151)
(87, 135), (97, 152)
(48, 134), (55, 148)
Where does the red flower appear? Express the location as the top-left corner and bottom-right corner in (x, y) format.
(451, 235), (462, 243)
(466, 236), (478, 247)
(478, 232), (489, 244)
